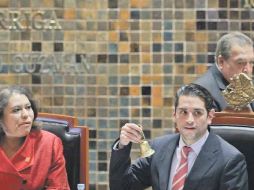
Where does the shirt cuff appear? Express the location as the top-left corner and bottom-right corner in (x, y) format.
(113, 140), (122, 150)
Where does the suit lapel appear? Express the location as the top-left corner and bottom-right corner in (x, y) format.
(212, 65), (229, 110)
(157, 135), (179, 190)
(184, 133), (219, 190)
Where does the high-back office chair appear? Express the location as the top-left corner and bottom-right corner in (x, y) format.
(210, 111), (254, 189)
(36, 112), (89, 190)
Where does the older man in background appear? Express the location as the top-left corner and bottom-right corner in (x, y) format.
(193, 31), (254, 111)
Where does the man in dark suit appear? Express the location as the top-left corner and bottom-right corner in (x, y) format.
(193, 31), (254, 111)
(109, 83), (248, 190)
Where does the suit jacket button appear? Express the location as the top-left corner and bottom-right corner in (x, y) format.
(22, 179), (27, 184)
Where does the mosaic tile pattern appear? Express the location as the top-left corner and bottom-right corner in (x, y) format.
(0, 0), (253, 189)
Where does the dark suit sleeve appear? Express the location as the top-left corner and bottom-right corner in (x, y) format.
(219, 153), (248, 190)
(109, 139), (152, 190)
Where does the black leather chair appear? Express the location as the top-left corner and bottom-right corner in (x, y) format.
(210, 111), (254, 190)
(36, 113), (89, 190)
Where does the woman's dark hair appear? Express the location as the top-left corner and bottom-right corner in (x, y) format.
(0, 86), (38, 134)
(174, 83), (214, 113)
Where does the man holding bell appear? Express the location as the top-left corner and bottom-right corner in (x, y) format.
(109, 83), (248, 190)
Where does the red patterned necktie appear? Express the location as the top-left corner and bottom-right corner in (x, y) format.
(172, 146), (192, 190)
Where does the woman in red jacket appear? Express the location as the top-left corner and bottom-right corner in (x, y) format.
(0, 86), (70, 190)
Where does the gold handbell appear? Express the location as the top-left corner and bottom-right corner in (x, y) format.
(140, 140), (155, 158)
(138, 125), (155, 158)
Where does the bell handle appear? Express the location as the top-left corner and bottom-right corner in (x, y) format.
(137, 124), (146, 140)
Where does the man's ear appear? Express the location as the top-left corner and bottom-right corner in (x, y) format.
(172, 110), (178, 132)
(207, 108), (215, 125)
(217, 55), (224, 70)
(172, 110), (176, 123)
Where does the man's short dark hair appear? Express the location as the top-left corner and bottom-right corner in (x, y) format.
(174, 83), (214, 112)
